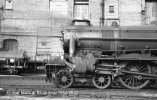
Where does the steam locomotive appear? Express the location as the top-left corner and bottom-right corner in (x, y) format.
(46, 20), (157, 89)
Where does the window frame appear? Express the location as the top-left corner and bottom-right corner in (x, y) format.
(73, 0), (89, 20)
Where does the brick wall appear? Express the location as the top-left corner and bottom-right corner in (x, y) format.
(89, 0), (143, 26)
(13, 0), (49, 11)
(0, 0), (5, 7)
(119, 0), (142, 26)
(0, 0), (71, 61)
(89, 0), (102, 26)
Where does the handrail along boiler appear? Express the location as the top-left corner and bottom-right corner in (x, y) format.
(46, 21), (157, 89)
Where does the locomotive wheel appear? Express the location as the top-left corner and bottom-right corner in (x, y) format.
(119, 61), (151, 89)
(92, 74), (111, 89)
(56, 70), (73, 88)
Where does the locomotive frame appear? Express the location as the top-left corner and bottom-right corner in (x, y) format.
(46, 23), (157, 89)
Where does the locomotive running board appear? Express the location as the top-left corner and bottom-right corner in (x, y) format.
(121, 70), (157, 78)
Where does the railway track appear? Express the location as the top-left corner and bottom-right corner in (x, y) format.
(1, 86), (157, 100)
(0, 75), (157, 99)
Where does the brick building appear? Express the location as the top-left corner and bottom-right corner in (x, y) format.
(0, 0), (156, 62)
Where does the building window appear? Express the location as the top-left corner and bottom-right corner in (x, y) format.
(74, 0), (89, 20)
(5, 0), (13, 10)
(109, 6), (114, 13)
(41, 42), (47, 46)
(3, 39), (18, 51)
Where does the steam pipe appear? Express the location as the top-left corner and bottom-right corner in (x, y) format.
(69, 35), (75, 57)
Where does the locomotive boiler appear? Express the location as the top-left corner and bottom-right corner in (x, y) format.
(46, 21), (157, 89)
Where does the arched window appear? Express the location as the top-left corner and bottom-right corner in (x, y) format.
(3, 39), (18, 51)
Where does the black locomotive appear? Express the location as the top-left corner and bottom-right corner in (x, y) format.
(46, 20), (157, 89)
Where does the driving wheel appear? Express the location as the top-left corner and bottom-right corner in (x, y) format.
(56, 70), (73, 88)
(119, 61), (151, 89)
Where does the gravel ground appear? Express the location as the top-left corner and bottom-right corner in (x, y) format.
(0, 75), (51, 86)
(0, 79), (52, 86)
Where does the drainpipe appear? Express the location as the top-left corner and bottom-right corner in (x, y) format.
(0, 6), (4, 49)
(100, 0), (105, 27)
(0, 9), (2, 33)
(0, 6), (3, 33)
